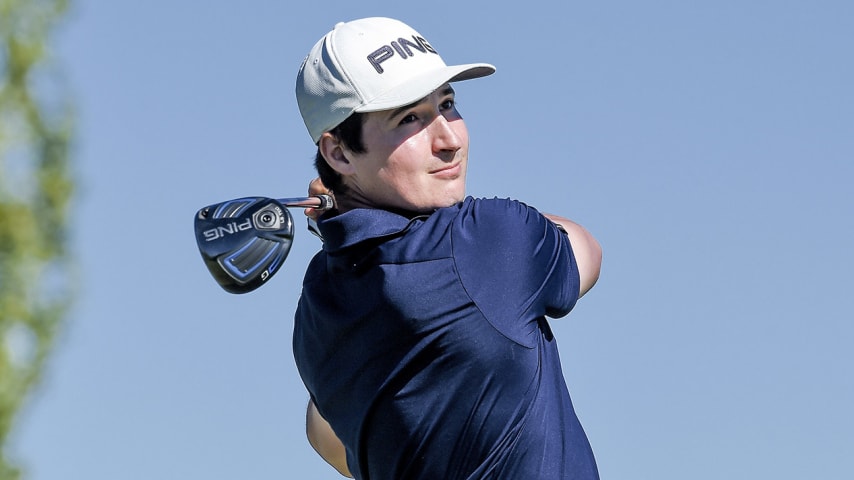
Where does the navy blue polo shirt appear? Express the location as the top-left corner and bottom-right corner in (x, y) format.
(293, 197), (598, 480)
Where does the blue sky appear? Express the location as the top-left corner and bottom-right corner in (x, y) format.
(9, 1), (853, 479)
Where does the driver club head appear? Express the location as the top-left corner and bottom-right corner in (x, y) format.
(194, 197), (294, 294)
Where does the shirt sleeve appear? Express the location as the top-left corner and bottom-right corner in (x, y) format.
(451, 198), (580, 347)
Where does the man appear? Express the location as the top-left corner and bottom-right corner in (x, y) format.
(292, 17), (602, 479)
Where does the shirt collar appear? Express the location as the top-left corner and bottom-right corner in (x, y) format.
(317, 208), (422, 252)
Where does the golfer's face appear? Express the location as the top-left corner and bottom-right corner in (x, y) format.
(346, 85), (469, 213)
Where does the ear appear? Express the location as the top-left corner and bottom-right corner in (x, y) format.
(318, 132), (356, 175)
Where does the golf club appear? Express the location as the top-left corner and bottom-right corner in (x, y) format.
(194, 194), (333, 294)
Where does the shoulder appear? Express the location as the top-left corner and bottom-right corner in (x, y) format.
(449, 197), (550, 249)
(458, 196), (537, 219)
(446, 197), (578, 344)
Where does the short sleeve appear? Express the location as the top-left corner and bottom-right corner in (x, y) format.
(451, 198), (580, 347)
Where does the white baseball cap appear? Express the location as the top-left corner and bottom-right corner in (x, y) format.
(296, 17), (495, 143)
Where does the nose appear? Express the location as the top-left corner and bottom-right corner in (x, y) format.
(429, 115), (463, 158)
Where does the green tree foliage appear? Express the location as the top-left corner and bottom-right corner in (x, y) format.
(0, 0), (74, 478)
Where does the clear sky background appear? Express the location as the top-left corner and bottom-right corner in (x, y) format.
(8, 1), (853, 479)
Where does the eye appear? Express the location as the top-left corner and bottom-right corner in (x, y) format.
(440, 98), (456, 111)
(399, 113), (418, 125)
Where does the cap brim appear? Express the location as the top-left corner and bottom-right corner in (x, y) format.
(354, 63), (495, 113)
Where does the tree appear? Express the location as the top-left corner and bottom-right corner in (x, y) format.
(0, 0), (74, 478)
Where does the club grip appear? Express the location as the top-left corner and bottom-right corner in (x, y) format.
(314, 194), (334, 210)
(278, 195), (335, 210)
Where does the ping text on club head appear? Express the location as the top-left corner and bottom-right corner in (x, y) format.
(203, 218), (252, 242)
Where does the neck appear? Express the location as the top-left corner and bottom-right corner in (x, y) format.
(333, 193), (431, 219)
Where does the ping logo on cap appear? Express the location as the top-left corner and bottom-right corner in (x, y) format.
(366, 35), (439, 74)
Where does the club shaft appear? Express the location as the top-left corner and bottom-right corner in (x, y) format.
(278, 194), (334, 211)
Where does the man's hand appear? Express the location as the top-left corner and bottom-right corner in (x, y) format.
(305, 178), (335, 220)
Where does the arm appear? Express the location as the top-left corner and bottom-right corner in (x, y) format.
(543, 214), (602, 298)
(306, 399), (352, 478)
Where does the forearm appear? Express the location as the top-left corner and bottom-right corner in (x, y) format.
(306, 399), (353, 478)
(543, 214), (602, 298)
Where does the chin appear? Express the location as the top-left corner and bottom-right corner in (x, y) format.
(408, 186), (466, 212)
(440, 194), (466, 208)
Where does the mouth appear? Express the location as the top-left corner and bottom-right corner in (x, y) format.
(430, 163), (462, 178)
